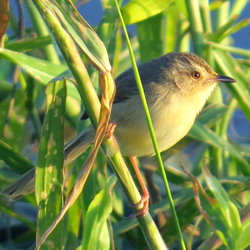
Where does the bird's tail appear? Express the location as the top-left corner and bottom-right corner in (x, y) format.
(2, 126), (95, 200)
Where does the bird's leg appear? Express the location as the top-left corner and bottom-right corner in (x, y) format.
(104, 124), (149, 217)
(105, 122), (116, 139)
(129, 156), (149, 217)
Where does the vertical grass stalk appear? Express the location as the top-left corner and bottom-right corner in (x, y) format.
(114, 0), (186, 249)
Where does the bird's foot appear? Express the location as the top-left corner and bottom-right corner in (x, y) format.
(105, 122), (116, 139)
(126, 192), (149, 219)
(134, 191), (149, 217)
(127, 156), (150, 218)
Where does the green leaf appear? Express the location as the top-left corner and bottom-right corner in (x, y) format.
(0, 98), (9, 138)
(82, 175), (117, 250)
(203, 167), (230, 212)
(222, 18), (250, 39)
(0, 48), (67, 84)
(175, 0), (188, 18)
(189, 122), (249, 173)
(200, 190), (236, 248)
(0, 199), (36, 229)
(0, 59), (12, 81)
(0, 89), (28, 151)
(215, 229), (228, 247)
(65, 195), (81, 249)
(202, 166), (242, 248)
(5, 36), (52, 52)
(35, 80), (67, 249)
(206, 15), (238, 42)
(49, 70), (82, 117)
(64, 149), (91, 249)
(228, 201), (242, 237)
(49, 69), (74, 83)
(231, 0), (249, 17)
(213, 49), (250, 120)
(52, 0), (111, 72)
(197, 103), (228, 126)
(0, 140), (34, 174)
(164, 4), (181, 53)
(0, 80), (12, 101)
(122, 0), (172, 24)
(137, 14), (164, 62)
(163, 197), (199, 243)
(206, 41), (250, 57)
(235, 218), (250, 250)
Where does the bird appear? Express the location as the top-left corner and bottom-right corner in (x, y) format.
(2, 52), (236, 202)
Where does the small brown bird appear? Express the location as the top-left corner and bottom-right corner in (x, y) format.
(3, 52), (235, 200)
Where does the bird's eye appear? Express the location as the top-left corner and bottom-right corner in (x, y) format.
(191, 71), (200, 79)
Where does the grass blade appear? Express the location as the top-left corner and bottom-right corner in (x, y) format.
(35, 80), (67, 249)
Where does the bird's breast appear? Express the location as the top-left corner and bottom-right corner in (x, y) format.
(112, 92), (200, 157)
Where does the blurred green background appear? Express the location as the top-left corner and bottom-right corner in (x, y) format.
(0, 0), (249, 249)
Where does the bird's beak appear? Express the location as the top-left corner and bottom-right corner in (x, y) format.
(214, 75), (236, 83)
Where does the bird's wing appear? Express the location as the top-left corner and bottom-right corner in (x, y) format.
(114, 57), (164, 104)
(114, 68), (139, 103)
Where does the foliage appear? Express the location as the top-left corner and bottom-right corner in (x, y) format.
(0, 0), (249, 249)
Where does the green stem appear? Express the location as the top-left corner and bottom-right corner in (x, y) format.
(185, 0), (204, 55)
(205, 41), (250, 57)
(176, 17), (190, 52)
(33, 0), (101, 125)
(231, 0), (249, 17)
(201, 0), (223, 176)
(25, 0), (60, 63)
(165, 11), (176, 53)
(220, 98), (237, 175)
(115, 0), (186, 249)
(200, 0), (212, 33)
(215, 1), (230, 27)
(32, 1), (167, 249)
(105, 139), (167, 249)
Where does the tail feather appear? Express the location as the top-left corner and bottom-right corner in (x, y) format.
(2, 168), (35, 200)
(64, 126), (95, 166)
(2, 126), (95, 199)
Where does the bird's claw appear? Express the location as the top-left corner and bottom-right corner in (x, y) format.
(126, 192), (149, 219)
(105, 122), (116, 139)
(134, 193), (149, 217)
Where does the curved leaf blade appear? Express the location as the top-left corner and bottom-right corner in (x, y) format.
(189, 122), (249, 173)
(82, 175), (117, 250)
(122, 0), (172, 24)
(0, 48), (67, 84)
